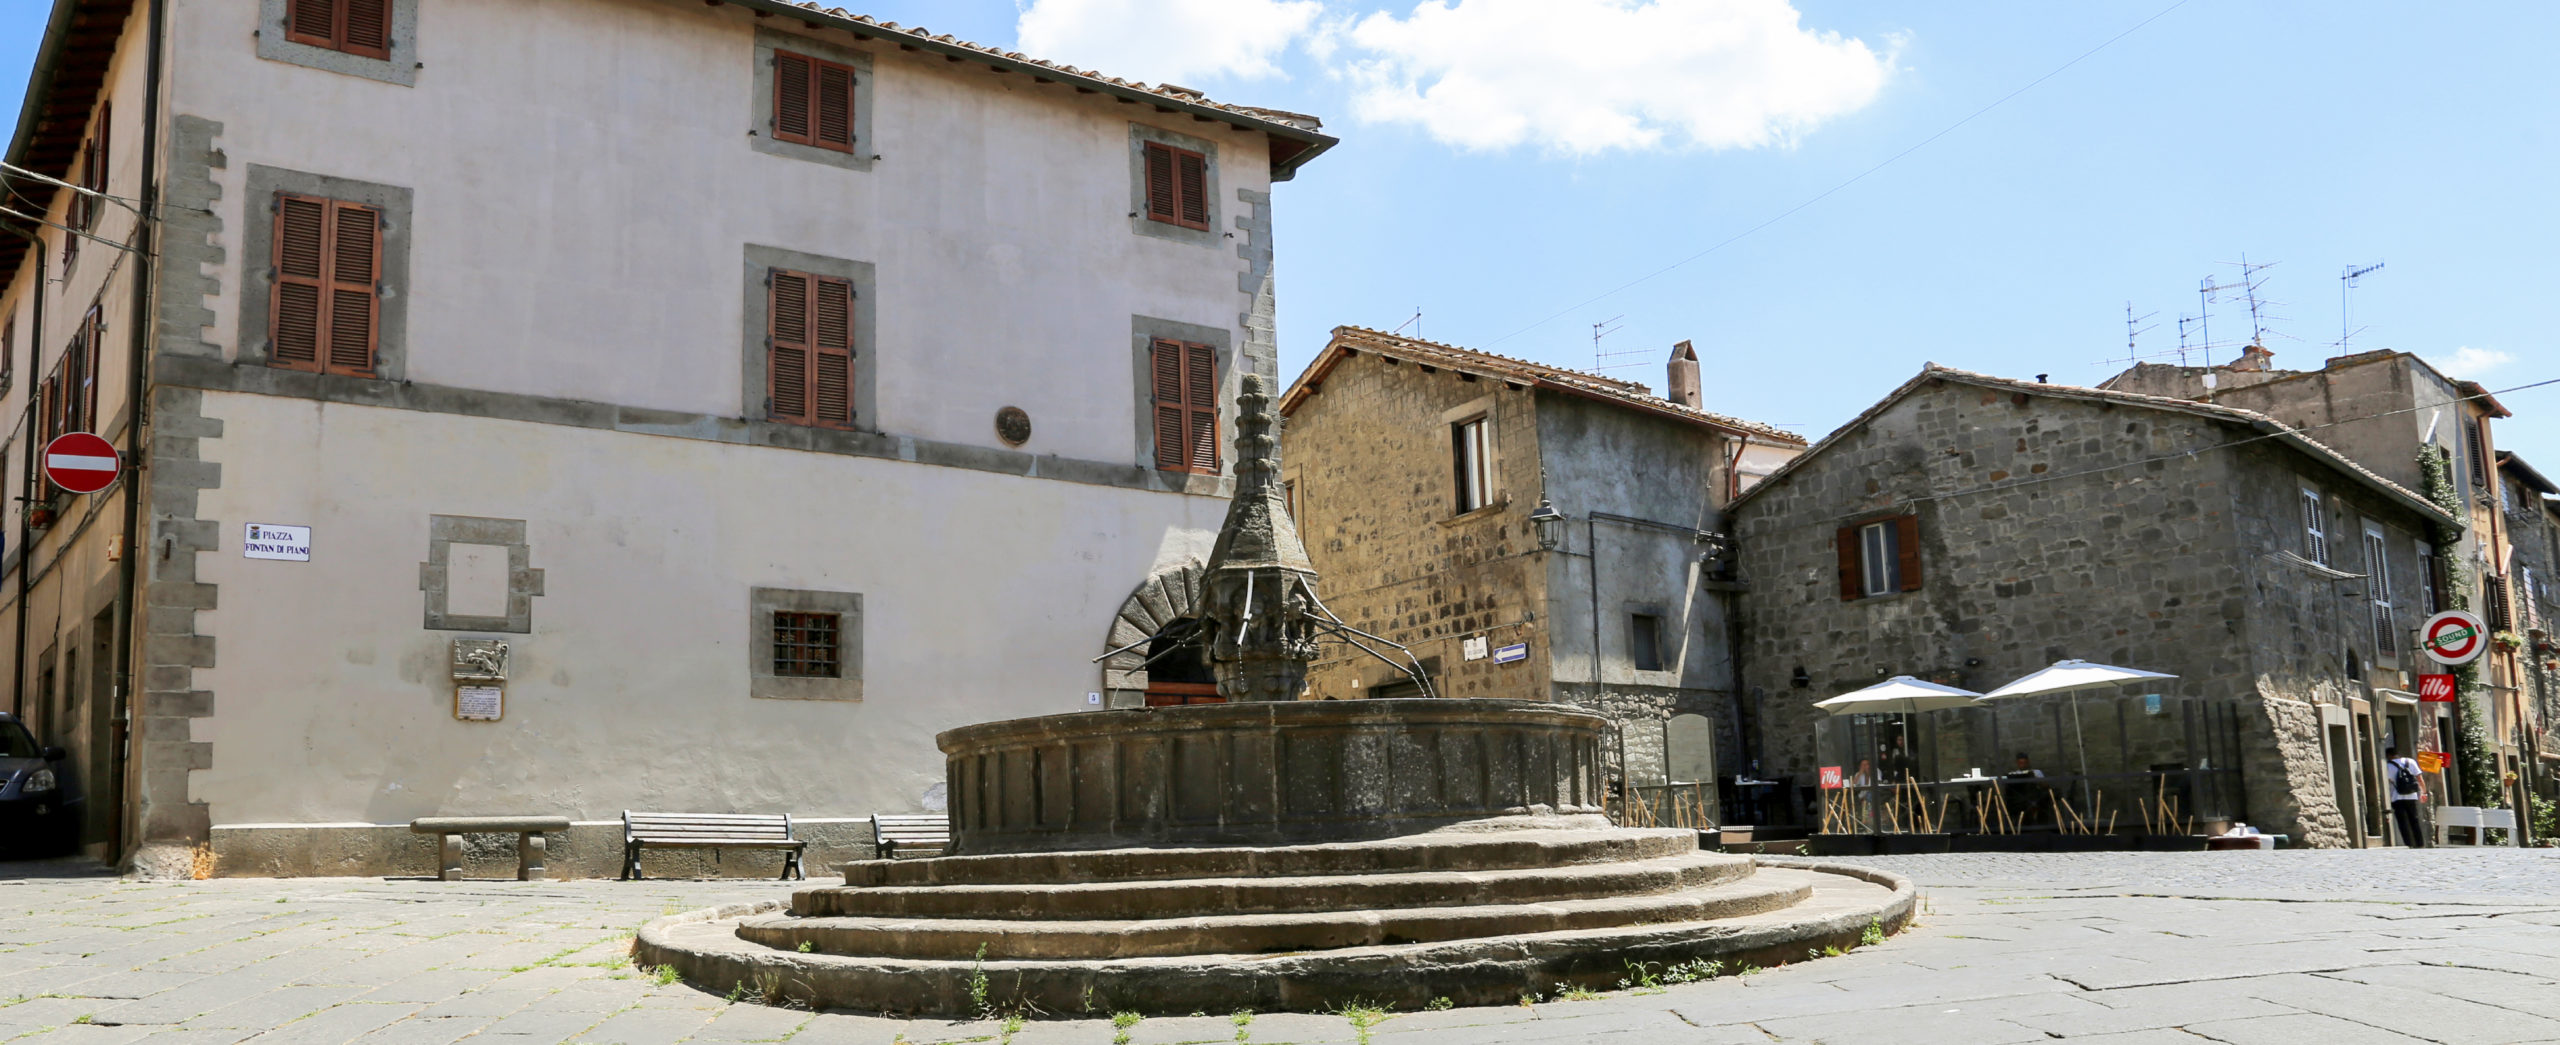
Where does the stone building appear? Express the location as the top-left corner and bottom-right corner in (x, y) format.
(0, 0), (1334, 873)
(1731, 365), (2454, 847)
(2103, 349), (2527, 811)
(1273, 328), (1804, 797)
(2496, 451), (2560, 791)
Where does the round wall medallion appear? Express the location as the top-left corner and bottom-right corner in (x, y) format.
(995, 406), (1033, 446)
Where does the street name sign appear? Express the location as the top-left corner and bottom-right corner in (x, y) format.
(42, 432), (118, 494)
(2418, 610), (2488, 666)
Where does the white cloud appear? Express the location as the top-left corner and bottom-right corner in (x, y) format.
(2442, 346), (2515, 377)
(1334, 0), (1894, 154)
(1015, 0), (1323, 85)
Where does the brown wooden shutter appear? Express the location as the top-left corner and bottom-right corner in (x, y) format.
(1184, 342), (1218, 472)
(79, 307), (102, 432)
(1144, 144), (1178, 224)
(811, 277), (854, 427)
(286, 0), (336, 48)
(774, 52), (814, 146)
(814, 62), (855, 151)
(271, 195), (328, 371)
(1895, 514), (1923, 592)
(1150, 338), (1185, 470)
(327, 202), (380, 374)
(1176, 150), (1208, 229)
(343, 0), (392, 59)
(1836, 526), (1862, 601)
(768, 269), (812, 423)
(39, 376), (58, 445)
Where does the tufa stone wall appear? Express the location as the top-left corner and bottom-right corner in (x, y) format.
(1283, 355), (1550, 701)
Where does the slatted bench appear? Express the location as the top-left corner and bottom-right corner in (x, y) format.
(620, 811), (806, 880)
(409, 816), (571, 882)
(873, 813), (950, 859)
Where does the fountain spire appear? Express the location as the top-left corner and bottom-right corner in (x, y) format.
(1196, 373), (1322, 701)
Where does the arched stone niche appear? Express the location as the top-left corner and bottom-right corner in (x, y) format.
(1100, 561), (1203, 709)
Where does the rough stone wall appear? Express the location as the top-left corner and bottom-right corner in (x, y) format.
(1282, 355), (1549, 701)
(1733, 378), (2437, 844)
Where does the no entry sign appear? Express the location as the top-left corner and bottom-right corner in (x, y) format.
(42, 432), (119, 494)
(2419, 610), (2489, 666)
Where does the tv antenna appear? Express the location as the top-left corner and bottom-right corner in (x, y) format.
(2226, 255), (2281, 346)
(1592, 315), (1644, 372)
(1391, 307), (1422, 339)
(2197, 273), (2244, 357)
(2339, 261), (2383, 351)
(2123, 302), (2157, 366)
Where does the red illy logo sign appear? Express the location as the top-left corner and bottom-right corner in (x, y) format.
(2418, 674), (2457, 702)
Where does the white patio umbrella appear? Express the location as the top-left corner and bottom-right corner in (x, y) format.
(1981, 660), (2179, 807)
(1812, 675), (1985, 716)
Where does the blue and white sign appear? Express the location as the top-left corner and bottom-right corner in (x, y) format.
(243, 523), (312, 562)
(1492, 642), (1529, 665)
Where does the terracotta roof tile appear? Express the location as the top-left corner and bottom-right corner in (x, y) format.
(1284, 326), (1806, 445)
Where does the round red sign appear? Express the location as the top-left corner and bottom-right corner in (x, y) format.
(42, 432), (120, 494)
(2419, 610), (2487, 666)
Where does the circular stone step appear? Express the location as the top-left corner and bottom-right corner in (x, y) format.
(747, 868), (1804, 960)
(795, 850), (1750, 921)
(636, 861), (1915, 1017)
(837, 828), (1698, 887)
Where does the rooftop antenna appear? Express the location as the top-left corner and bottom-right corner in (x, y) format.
(2176, 314), (2202, 365)
(2230, 254), (2281, 346)
(2123, 302), (2157, 367)
(2197, 273), (2244, 358)
(2339, 261), (2383, 351)
(1391, 307), (1422, 339)
(1592, 315), (1644, 373)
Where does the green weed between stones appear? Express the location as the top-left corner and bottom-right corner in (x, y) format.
(1617, 960), (1665, 994)
(653, 964), (681, 987)
(1661, 958), (1724, 984)
(1110, 1010), (1142, 1045)
(1001, 1013), (1025, 1043)
(1330, 1001), (1389, 1045)
(1861, 918), (1887, 947)
(1425, 997), (1454, 1011)
(796, 941), (813, 953)
(1555, 985), (1602, 1002)
(967, 943), (991, 1019)
(1230, 1008), (1256, 1042)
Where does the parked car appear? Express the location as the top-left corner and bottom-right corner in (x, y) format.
(0, 712), (80, 856)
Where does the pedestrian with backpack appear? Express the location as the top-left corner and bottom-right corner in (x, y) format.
(2386, 746), (2428, 848)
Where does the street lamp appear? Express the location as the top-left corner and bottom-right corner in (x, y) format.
(1528, 498), (1565, 551)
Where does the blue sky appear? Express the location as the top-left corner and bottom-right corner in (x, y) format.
(3, 1), (2551, 457)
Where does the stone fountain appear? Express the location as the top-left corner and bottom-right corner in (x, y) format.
(637, 376), (1913, 1015)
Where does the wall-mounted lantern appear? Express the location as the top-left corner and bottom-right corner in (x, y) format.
(1528, 498), (1565, 551)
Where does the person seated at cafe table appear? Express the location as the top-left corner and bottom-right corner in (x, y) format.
(2002, 752), (2052, 826)
(1849, 757), (1877, 788)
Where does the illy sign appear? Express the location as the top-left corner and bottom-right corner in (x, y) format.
(2418, 673), (2457, 703)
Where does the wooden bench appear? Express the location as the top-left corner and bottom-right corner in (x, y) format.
(409, 816), (571, 882)
(620, 811), (806, 880)
(873, 813), (950, 859)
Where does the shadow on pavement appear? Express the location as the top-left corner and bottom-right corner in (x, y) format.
(0, 853), (118, 880)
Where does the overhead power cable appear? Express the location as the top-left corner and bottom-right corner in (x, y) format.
(1478, 0), (2195, 351)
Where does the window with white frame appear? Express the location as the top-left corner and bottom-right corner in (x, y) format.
(2418, 539), (2442, 617)
(2363, 523), (2396, 659)
(1451, 415), (1492, 514)
(2299, 488), (2328, 565)
(1859, 520), (1899, 597)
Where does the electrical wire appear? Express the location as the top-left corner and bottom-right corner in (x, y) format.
(0, 160), (149, 215)
(1477, 0), (2195, 351)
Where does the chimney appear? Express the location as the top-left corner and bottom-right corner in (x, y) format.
(1666, 340), (1701, 408)
(2231, 342), (2275, 372)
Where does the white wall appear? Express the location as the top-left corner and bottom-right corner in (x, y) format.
(189, 392), (1221, 823)
(174, 0), (1273, 462)
(151, 0), (1285, 826)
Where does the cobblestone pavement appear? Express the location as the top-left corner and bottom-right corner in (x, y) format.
(5, 849), (2559, 1044)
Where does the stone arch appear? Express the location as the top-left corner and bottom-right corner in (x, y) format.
(1101, 560), (1204, 709)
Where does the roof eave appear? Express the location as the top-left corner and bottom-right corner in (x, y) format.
(720, 0), (1337, 179)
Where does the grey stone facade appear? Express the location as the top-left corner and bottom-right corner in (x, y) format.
(1732, 367), (2452, 847)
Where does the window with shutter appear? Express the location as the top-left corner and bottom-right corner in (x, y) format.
(1142, 142), (1210, 231)
(2, 311), (15, 394)
(1148, 338), (1219, 473)
(772, 51), (857, 153)
(1840, 515), (1920, 600)
(286, 0), (393, 60)
(78, 307), (101, 434)
(2299, 489), (2328, 564)
(2418, 540), (2443, 617)
(2364, 525), (2397, 658)
(268, 194), (380, 376)
(766, 268), (856, 429)
(2465, 420), (2489, 488)
(1451, 415), (1491, 514)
